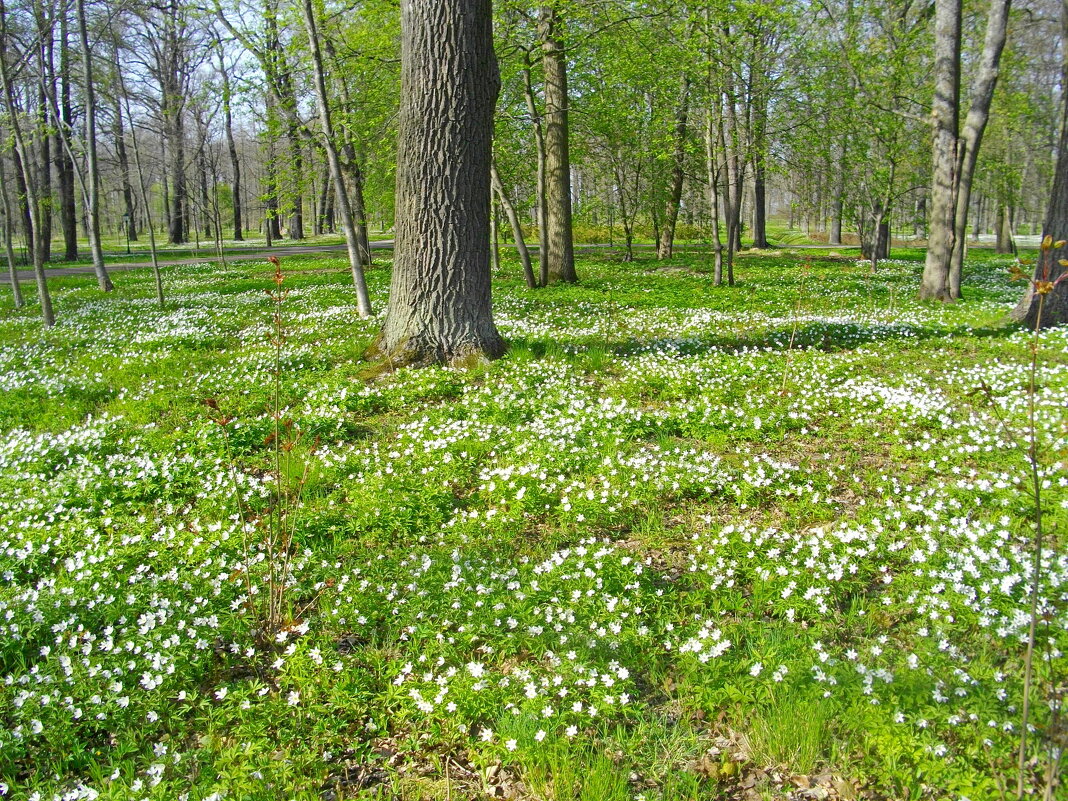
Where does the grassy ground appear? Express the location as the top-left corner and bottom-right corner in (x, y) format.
(0, 247), (1065, 801)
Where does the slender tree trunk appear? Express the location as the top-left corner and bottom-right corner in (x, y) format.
(0, 154), (23, 307)
(35, 81), (50, 265)
(920, 0), (962, 301)
(539, 5), (577, 283)
(323, 37), (372, 263)
(0, 8), (54, 326)
(113, 94), (137, 240)
(57, 2), (77, 261)
(315, 158), (329, 236)
(946, 0), (1012, 299)
(751, 92), (770, 249)
(263, 94), (281, 244)
(995, 202), (1015, 253)
(299, 0), (371, 315)
(373, 0), (504, 366)
(118, 67), (164, 306)
(218, 42), (243, 241)
(491, 159), (535, 289)
(658, 74), (691, 260)
(522, 56), (548, 287)
(720, 92), (742, 286)
(705, 109), (724, 285)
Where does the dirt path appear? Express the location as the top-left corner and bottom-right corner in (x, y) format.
(8, 242), (388, 282)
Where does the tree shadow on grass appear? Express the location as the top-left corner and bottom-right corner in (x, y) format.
(506, 318), (1026, 363)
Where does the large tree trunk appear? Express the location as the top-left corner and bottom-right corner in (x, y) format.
(947, 0), (1012, 299)
(538, 5), (577, 283)
(300, 0), (371, 315)
(491, 159), (536, 290)
(1010, 0), (1068, 328)
(920, 0), (962, 301)
(372, 0), (504, 366)
(658, 74), (691, 260)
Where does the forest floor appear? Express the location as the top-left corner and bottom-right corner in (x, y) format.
(0, 248), (1065, 801)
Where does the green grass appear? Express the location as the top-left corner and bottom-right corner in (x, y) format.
(0, 246), (1063, 801)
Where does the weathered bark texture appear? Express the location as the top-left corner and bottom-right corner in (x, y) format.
(373, 0), (504, 366)
(538, 5), (577, 283)
(920, 0), (962, 301)
(300, 0), (371, 316)
(1010, 0), (1068, 328)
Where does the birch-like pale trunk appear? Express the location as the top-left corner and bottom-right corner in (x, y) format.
(299, 0), (371, 316)
(491, 160), (536, 290)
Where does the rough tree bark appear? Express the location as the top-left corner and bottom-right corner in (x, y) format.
(372, 0), (504, 366)
(920, 0), (962, 301)
(538, 5), (577, 283)
(300, 0), (371, 316)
